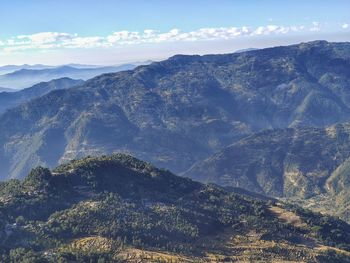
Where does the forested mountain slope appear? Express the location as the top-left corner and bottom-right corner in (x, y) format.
(185, 122), (350, 222)
(1, 41), (350, 180)
(1, 154), (350, 262)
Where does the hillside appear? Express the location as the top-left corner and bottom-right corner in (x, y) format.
(1, 41), (350, 180)
(0, 78), (84, 113)
(184, 122), (350, 222)
(1, 154), (350, 262)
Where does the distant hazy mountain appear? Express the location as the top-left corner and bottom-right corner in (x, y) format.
(0, 63), (144, 76)
(0, 87), (15, 92)
(0, 64), (54, 75)
(66, 62), (152, 69)
(0, 64), (136, 89)
(0, 154), (349, 262)
(0, 78), (83, 114)
(234, 47), (259, 53)
(1, 41), (350, 181)
(63, 63), (105, 69)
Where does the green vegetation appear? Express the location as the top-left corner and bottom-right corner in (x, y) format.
(0, 154), (349, 262)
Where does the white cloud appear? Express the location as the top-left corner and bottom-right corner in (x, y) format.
(342, 23), (349, 29)
(107, 31), (141, 44)
(251, 25), (291, 36)
(0, 24), (314, 53)
(310, 21), (321, 32)
(63, 36), (106, 48)
(253, 26), (265, 35)
(17, 32), (73, 45)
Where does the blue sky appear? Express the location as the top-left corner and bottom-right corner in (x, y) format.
(0, 0), (349, 65)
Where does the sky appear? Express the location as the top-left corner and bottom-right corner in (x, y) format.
(0, 0), (349, 65)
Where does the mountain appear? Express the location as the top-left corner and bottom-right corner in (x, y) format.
(0, 64), (54, 75)
(67, 62), (149, 69)
(0, 78), (84, 114)
(0, 62), (152, 76)
(1, 41), (350, 180)
(234, 47), (260, 53)
(0, 154), (350, 262)
(64, 63), (106, 69)
(184, 122), (350, 222)
(0, 87), (15, 93)
(0, 64), (136, 89)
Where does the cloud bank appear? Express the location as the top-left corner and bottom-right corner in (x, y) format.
(1, 22), (347, 53)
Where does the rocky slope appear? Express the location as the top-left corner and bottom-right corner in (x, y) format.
(184, 122), (350, 222)
(0, 154), (350, 262)
(1, 41), (350, 180)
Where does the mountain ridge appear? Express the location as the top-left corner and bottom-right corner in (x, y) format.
(184, 122), (350, 222)
(0, 78), (84, 114)
(1, 41), (350, 180)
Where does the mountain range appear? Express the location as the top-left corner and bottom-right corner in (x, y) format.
(0, 40), (350, 242)
(1, 154), (349, 262)
(0, 64), (55, 75)
(1, 41), (350, 181)
(0, 64), (137, 90)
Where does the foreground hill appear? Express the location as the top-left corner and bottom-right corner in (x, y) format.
(0, 154), (350, 262)
(185, 122), (350, 223)
(1, 41), (350, 179)
(0, 78), (84, 113)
